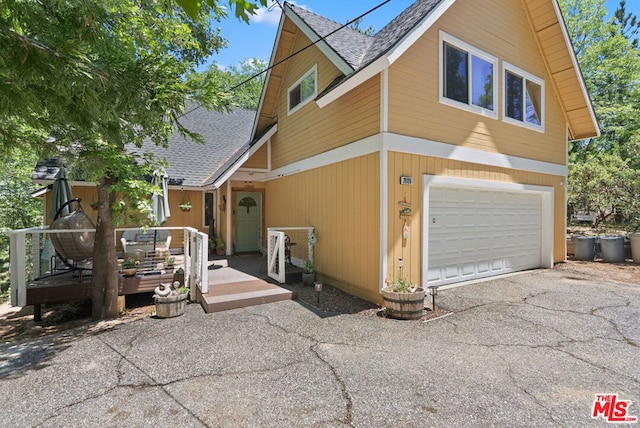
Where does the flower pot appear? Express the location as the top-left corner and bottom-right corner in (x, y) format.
(381, 288), (425, 320)
(179, 206), (191, 212)
(302, 272), (316, 286)
(216, 248), (225, 256)
(154, 292), (188, 318)
(122, 268), (137, 277)
(572, 236), (596, 261)
(599, 235), (626, 262)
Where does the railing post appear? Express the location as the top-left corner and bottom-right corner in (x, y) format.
(9, 231), (27, 307)
(198, 232), (208, 295)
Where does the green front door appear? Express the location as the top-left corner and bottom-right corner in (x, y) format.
(235, 192), (261, 252)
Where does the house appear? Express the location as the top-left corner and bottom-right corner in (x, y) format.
(32, 107), (256, 252)
(210, 0), (599, 303)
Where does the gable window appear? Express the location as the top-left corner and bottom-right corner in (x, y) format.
(440, 32), (497, 118)
(504, 63), (544, 131)
(288, 65), (317, 115)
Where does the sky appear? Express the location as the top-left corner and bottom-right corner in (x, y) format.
(208, 0), (640, 69)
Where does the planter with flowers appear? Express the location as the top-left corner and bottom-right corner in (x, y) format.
(179, 202), (192, 212)
(121, 257), (139, 276)
(381, 275), (425, 320)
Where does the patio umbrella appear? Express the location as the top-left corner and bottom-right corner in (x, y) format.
(149, 169), (171, 252)
(48, 167), (73, 220)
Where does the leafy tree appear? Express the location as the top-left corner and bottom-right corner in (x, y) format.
(0, 0), (265, 320)
(200, 58), (267, 110)
(560, 0), (640, 227)
(0, 149), (42, 295)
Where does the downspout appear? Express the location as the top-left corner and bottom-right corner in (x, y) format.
(380, 69), (389, 291)
(226, 180), (232, 255)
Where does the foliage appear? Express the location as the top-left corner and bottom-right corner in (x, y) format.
(383, 275), (419, 293)
(200, 58), (267, 110)
(179, 202), (192, 210)
(560, 0), (640, 230)
(166, 256), (175, 266)
(175, 286), (190, 294)
(0, 148), (43, 295)
(303, 260), (314, 274)
(122, 258), (139, 269)
(0, 0), (264, 320)
(215, 237), (225, 249)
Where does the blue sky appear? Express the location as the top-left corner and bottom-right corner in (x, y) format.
(209, 0), (640, 69)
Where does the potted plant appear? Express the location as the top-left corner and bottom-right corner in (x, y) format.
(165, 256), (175, 272)
(122, 257), (139, 276)
(381, 275), (425, 320)
(215, 237), (226, 256)
(179, 201), (192, 212)
(302, 260), (315, 286)
(154, 282), (189, 318)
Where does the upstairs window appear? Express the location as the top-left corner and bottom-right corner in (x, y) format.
(440, 32), (497, 118)
(504, 63), (544, 131)
(288, 65), (317, 115)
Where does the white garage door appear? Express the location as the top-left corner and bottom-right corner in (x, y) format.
(426, 186), (542, 287)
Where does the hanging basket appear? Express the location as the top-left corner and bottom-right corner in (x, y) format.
(381, 288), (425, 320)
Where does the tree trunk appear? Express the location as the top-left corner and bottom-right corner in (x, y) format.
(92, 177), (119, 320)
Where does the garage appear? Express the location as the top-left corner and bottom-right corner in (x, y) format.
(423, 177), (553, 287)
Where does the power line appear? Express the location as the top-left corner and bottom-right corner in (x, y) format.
(226, 0), (391, 93)
(181, 0), (392, 118)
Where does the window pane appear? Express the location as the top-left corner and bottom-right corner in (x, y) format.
(525, 80), (541, 125)
(289, 85), (301, 109)
(444, 43), (468, 104)
(300, 72), (315, 101)
(471, 55), (493, 110)
(505, 71), (523, 121)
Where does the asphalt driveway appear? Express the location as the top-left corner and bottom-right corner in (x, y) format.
(1, 268), (638, 427)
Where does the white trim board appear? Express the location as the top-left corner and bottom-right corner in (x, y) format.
(266, 132), (567, 180)
(386, 133), (567, 176)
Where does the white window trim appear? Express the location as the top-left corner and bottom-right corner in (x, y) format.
(287, 64), (317, 115)
(439, 31), (498, 119)
(503, 61), (545, 133)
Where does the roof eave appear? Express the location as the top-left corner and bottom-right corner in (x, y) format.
(284, 3), (354, 76)
(212, 123), (278, 189)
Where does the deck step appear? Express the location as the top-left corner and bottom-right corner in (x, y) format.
(200, 278), (296, 313)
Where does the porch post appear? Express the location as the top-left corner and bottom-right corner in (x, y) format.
(9, 231), (27, 307)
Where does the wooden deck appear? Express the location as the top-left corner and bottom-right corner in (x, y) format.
(24, 256), (296, 319)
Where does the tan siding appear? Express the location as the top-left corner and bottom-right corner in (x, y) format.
(388, 0), (567, 165)
(265, 153), (381, 303)
(270, 29), (380, 170)
(242, 144), (268, 169)
(386, 151), (565, 287)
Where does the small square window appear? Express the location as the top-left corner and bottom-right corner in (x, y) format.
(288, 65), (317, 114)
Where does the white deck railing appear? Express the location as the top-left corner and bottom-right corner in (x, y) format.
(266, 227), (315, 284)
(6, 226), (208, 306)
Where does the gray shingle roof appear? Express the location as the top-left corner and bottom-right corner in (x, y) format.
(286, 3), (374, 70)
(133, 106), (255, 188)
(360, 0), (444, 66)
(33, 107), (255, 188)
(284, 0), (445, 74)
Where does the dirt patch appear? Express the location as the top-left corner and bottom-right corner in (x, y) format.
(0, 295), (156, 344)
(556, 259), (640, 286)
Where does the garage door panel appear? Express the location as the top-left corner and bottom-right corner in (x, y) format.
(427, 187), (542, 287)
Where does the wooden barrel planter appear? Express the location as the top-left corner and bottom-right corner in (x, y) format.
(154, 292), (188, 318)
(381, 288), (425, 320)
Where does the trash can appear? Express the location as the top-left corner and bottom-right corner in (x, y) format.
(599, 235), (626, 262)
(572, 236), (596, 261)
(630, 233), (640, 263)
